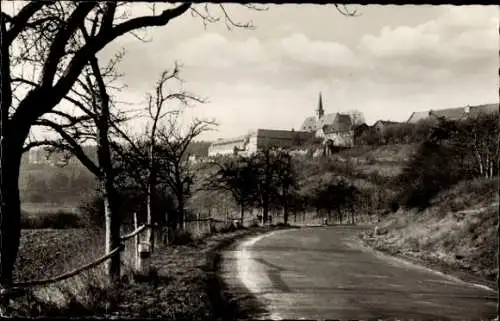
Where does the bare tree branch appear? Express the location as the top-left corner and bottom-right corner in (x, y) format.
(4, 2), (49, 45)
(334, 4), (361, 17)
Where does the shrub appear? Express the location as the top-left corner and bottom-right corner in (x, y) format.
(78, 189), (177, 229)
(170, 229), (196, 245)
(396, 139), (467, 210)
(20, 211), (84, 229)
(77, 193), (105, 228)
(390, 201), (400, 213)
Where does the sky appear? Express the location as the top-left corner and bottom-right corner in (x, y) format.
(14, 3), (500, 142)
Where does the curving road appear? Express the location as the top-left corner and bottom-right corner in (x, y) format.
(220, 226), (498, 321)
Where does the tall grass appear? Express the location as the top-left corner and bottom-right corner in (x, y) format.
(370, 177), (499, 283)
(12, 228), (139, 317)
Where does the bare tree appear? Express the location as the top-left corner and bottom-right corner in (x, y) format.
(0, 2), (266, 292)
(141, 65), (211, 247)
(0, 1), (358, 299)
(273, 149), (296, 225)
(345, 110), (366, 127)
(463, 114), (499, 179)
(204, 156), (257, 227)
(22, 49), (131, 286)
(156, 115), (216, 230)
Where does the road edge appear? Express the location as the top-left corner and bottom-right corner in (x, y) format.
(354, 233), (498, 293)
(203, 226), (300, 321)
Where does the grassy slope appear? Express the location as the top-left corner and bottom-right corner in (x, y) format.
(14, 229), (104, 282)
(334, 144), (498, 285)
(363, 178), (498, 285)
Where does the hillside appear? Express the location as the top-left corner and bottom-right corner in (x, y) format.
(300, 142), (498, 286)
(363, 178), (498, 287)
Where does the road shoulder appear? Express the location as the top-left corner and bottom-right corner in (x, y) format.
(355, 232), (498, 293)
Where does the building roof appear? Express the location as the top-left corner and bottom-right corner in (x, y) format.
(300, 116), (317, 131)
(407, 111), (430, 123)
(373, 120), (401, 127)
(300, 112), (344, 132)
(429, 107), (467, 121)
(407, 103), (498, 123)
(209, 129), (314, 151)
(469, 103), (499, 117)
(323, 114), (353, 133)
(256, 129), (313, 140)
(209, 134), (247, 147)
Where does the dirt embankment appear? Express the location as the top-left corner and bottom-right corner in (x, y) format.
(360, 178), (498, 290)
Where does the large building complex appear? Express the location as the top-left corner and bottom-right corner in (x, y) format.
(208, 93), (355, 157)
(207, 129), (314, 157)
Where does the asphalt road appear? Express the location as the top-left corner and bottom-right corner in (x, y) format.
(220, 226), (498, 321)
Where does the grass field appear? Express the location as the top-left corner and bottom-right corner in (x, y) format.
(21, 202), (79, 214)
(12, 226), (146, 316)
(14, 228), (103, 282)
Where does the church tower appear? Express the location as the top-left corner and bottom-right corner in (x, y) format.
(316, 92), (325, 119)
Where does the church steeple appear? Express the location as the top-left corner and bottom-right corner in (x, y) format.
(316, 92), (325, 119)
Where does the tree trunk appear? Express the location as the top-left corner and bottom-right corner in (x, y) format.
(240, 203), (245, 227)
(0, 148), (22, 289)
(283, 188), (289, 225)
(146, 142), (155, 251)
(103, 188), (120, 286)
(262, 197), (269, 224)
(0, 131), (26, 295)
(177, 195), (185, 230)
(98, 145), (120, 285)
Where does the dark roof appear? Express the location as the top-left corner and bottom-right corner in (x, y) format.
(408, 103), (498, 123)
(373, 120), (400, 127)
(429, 107), (467, 121)
(257, 129), (313, 140)
(323, 114), (352, 133)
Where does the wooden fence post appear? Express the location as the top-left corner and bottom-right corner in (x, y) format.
(196, 211), (200, 235)
(134, 212), (139, 271)
(0, 288), (10, 317)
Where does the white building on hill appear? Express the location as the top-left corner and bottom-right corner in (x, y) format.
(208, 129), (314, 157)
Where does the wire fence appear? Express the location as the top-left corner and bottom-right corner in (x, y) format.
(0, 222), (157, 316)
(0, 210), (329, 315)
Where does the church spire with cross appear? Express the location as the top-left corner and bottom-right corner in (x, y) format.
(316, 92), (325, 119)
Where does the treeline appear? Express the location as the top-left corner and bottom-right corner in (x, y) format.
(201, 149), (364, 225)
(395, 114), (499, 210)
(355, 114), (497, 146)
(20, 166), (96, 205)
(20, 141), (211, 208)
(293, 113), (499, 219)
